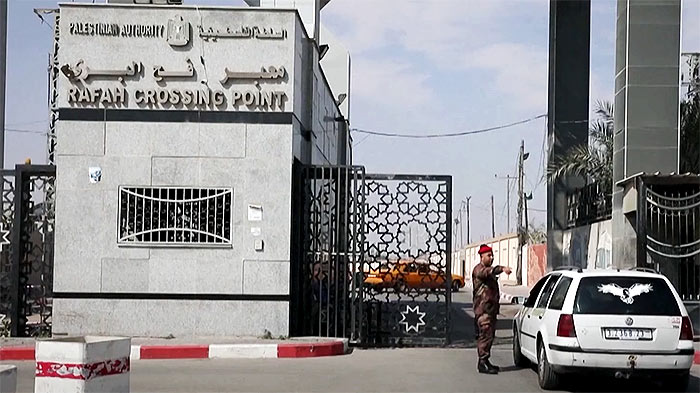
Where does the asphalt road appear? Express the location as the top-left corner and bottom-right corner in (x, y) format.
(5, 348), (700, 393)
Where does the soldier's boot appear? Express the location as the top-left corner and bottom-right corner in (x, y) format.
(484, 360), (500, 371)
(477, 361), (499, 375)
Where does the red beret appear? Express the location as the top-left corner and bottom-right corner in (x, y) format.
(478, 244), (493, 255)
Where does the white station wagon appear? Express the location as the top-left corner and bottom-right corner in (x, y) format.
(512, 267), (695, 391)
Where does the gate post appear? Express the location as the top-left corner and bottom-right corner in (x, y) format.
(7, 164), (56, 337)
(635, 176), (647, 267)
(8, 165), (25, 337)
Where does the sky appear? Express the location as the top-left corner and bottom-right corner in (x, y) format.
(3, 0), (700, 244)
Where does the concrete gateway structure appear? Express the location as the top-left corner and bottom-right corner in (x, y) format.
(51, 2), (351, 337)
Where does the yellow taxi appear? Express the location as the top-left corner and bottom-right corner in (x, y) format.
(364, 260), (465, 292)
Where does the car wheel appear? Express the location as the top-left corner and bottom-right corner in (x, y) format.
(451, 281), (460, 292)
(660, 372), (689, 392)
(512, 328), (528, 368)
(537, 342), (560, 390)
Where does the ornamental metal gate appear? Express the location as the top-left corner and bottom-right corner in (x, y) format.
(290, 165), (365, 340)
(290, 163), (452, 346)
(637, 176), (700, 335)
(0, 165), (56, 337)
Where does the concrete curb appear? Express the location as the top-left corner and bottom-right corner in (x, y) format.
(1, 338), (350, 361)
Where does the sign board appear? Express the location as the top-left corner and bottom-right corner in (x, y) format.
(58, 5), (297, 112)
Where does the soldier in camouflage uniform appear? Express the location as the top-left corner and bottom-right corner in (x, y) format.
(472, 244), (511, 374)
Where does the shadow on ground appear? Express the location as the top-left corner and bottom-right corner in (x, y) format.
(562, 372), (700, 393)
(449, 300), (515, 348)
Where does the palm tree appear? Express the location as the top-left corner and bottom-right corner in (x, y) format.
(680, 55), (700, 174)
(547, 100), (613, 190)
(680, 95), (699, 174)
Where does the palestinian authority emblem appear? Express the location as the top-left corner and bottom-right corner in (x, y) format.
(167, 15), (190, 47)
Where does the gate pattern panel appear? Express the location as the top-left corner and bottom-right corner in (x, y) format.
(361, 175), (451, 346)
(0, 171), (16, 335)
(0, 165), (56, 337)
(290, 165), (365, 340)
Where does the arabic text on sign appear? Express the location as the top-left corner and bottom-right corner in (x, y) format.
(199, 25), (287, 40)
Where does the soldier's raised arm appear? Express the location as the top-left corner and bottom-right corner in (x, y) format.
(474, 264), (504, 280)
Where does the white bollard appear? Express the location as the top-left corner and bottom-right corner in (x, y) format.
(34, 336), (130, 393)
(0, 365), (17, 393)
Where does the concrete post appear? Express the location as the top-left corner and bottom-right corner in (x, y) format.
(547, 0), (591, 269)
(612, 0), (681, 268)
(34, 336), (131, 393)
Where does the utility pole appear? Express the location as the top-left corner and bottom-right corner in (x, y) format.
(495, 173), (517, 233)
(465, 196), (471, 245)
(490, 195), (495, 238)
(524, 192), (532, 242)
(516, 140), (529, 285)
(454, 217), (461, 250)
(0, 0), (7, 169)
(459, 202), (464, 249)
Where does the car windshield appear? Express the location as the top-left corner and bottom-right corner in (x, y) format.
(574, 276), (680, 316)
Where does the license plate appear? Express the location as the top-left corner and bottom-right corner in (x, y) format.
(603, 328), (653, 340)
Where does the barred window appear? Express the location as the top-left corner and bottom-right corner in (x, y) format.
(118, 187), (233, 246)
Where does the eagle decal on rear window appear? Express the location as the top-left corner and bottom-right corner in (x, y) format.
(597, 283), (654, 304)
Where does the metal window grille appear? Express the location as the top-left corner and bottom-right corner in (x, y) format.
(118, 187), (233, 247)
(566, 182), (612, 228)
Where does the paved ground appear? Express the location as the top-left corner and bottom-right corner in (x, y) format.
(4, 348), (699, 392)
(450, 289), (521, 347)
(4, 290), (699, 392)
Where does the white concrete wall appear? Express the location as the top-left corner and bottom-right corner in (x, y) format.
(451, 233), (518, 283)
(290, 15), (345, 166)
(320, 25), (350, 120)
(562, 219), (612, 269)
(256, 0), (320, 42)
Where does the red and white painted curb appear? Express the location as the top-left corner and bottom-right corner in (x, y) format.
(1, 339), (350, 361)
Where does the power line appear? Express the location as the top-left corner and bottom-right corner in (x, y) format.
(351, 114), (546, 139)
(536, 121), (547, 185)
(353, 133), (372, 147)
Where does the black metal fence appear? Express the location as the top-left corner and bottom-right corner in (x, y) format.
(637, 176), (700, 336)
(0, 165), (56, 337)
(290, 164), (366, 340)
(290, 165), (453, 346)
(566, 182), (612, 228)
(638, 177), (700, 303)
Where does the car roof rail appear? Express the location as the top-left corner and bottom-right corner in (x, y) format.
(553, 265), (583, 273)
(628, 266), (659, 274)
